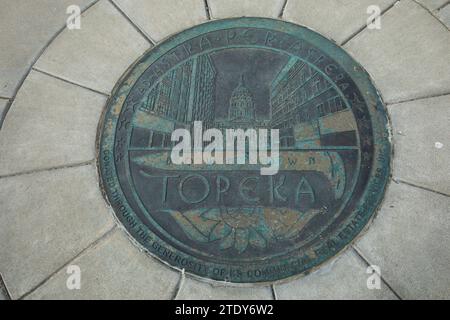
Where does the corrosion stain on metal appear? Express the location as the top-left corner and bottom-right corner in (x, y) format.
(98, 18), (391, 284)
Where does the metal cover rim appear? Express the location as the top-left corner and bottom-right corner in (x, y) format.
(97, 17), (392, 285)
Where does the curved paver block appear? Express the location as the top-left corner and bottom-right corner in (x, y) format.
(416, 0), (449, 11)
(0, 71), (106, 176)
(112, 0), (208, 42)
(284, 0), (397, 44)
(438, 3), (450, 26)
(207, 0), (285, 19)
(344, 0), (450, 104)
(35, 0), (150, 94)
(356, 182), (450, 299)
(390, 95), (450, 195)
(26, 229), (180, 300)
(0, 165), (115, 299)
(0, 290), (9, 300)
(275, 250), (398, 300)
(0, 290), (8, 300)
(0, 277), (10, 300)
(177, 278), (273, 300)
(0, 0), (95, 98)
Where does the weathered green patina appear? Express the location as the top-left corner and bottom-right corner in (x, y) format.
(98, 18), (391, 284)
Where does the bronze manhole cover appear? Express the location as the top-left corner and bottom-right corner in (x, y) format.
(98, 18), (391, 284)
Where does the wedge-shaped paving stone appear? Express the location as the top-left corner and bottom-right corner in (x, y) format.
(356, 182), (450, 299)
(0, 71), (106, 176)
(0, 165), (115, 299)
(177, 278), (273, 300)
(26, 230), (180, 300)
(0, 277), (10, 301)
(35, 0), (150, 94)
(0, 290), (9, 300)
(345, 0), (450, 104)
(438, 3), (450, 27)
(207, 0), (285, 19)
(275, 250), (398, 300)
(284, 0), (396, 44)
(0, 289), (9, 300)
(389, 95), (450, 195)
(0, 0), (95, 97)
(416, 0), (448, 11)
(112, 0), (208, 42)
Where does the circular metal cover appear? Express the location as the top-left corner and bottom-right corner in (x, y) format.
(98, 18), (391, 284)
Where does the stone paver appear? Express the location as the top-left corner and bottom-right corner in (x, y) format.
(389, 95), (450, 195)
(356, 182), (450, 299)
(438, 3), (450, 27)
(284, 0), (396, 44)
(26, 229), (180, 300)
(0, 165), (115, 299)
(177, 278), (273, 300)
(0, 290), (8, 300)
(0, 277), (10, 300)
(0, 0), (95, 98)
(207, 0), (285, 19)
(416, 0), (449, 11)
(344, 0), (450, 104)
(0, 98), (8, 125)
(35, 0), (150, 95)
(113, 0), (208, 42)
(0, 71), (106, 177)
(275, 250), (398, 300)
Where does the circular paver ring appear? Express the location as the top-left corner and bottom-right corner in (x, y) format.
(1, 0), (449, 299)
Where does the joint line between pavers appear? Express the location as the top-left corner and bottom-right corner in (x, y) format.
(108, 0), (157, 46)
(392, 178), (450, 198)
(278, 0), (289, 19)
(436, 1), (450, 31)
(351, 246), (403, 300)
(0, 160), (95, 181)
(203, 0), (212, 20)
(0, 272), (13, 300)
(341, 0), (399, 46)
(271, 285), (278, 300)
(32, 67), (111, 97)
(172, 269), (186, 300)
(19, 225), (118, 300)
(437, 0), (450, 11)
(386, 91), (450, 106)
(0, 0), (102, 132)
(411, 0), (450, 30)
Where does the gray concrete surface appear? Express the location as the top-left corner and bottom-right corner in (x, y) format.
(389, 95), (450, 195)
(0, 0), (96, 98)
(344, 0), (450, 104)
(355, 182), (450, 299)
(26, 230), (180, 300)
(275, 250), (398, 300)
(35, 0), (151, 95)
(0, 71), (107, 176)
(0, 165), (114, 298)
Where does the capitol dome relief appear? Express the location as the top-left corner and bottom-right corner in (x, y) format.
(229, 74), (255, 121)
